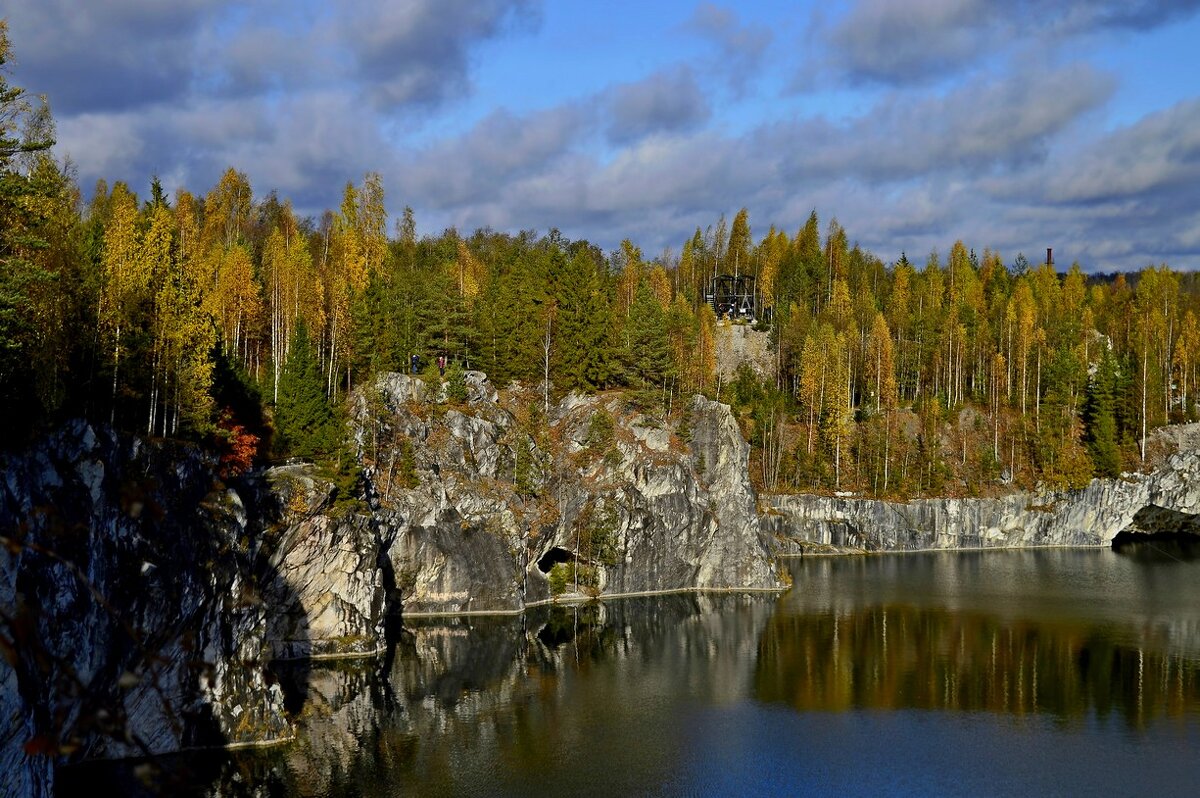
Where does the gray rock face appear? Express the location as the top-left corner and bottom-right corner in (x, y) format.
(0, 426), (390, 796)
(354, 374), (785, 615)
(0, 422), (289, 796)
(262, 465), (387, 659)
(761, 451), (1200, 552)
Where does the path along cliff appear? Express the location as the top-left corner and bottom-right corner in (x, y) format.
(3, 371), (1200, 794)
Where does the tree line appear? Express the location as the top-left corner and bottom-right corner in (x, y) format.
(4, 22), (1199, 496)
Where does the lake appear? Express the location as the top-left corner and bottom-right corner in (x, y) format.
(62, 546), (1200, 796)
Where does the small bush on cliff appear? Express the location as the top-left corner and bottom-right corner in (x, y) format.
(585, 410), (614, 450)
(549, 562), (570, 595)
(326, 452), (363, 516)
(395, 437), (418, 489)
(446, 361), (468, 403)
(216, 409), (259, 479)
(676, 409), (693, 444)
(509, 435), (530, 497)
(579, 500), (619, 566)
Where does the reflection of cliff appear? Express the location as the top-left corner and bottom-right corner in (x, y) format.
(754, 605), (1200, 725)
(277, 660), (393, 795)
(373, 595), (778, 795)
(183, 584), (1200, 794)
(389, 594), (777, 734)
(239, 595), (776, 796)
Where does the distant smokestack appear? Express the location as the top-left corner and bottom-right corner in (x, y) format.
(1047, 247), (1053, 268)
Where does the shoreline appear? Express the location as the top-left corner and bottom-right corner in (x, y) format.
(397, 545), (1129, 618)
(776, 541), (1114, 557)
(399, 584), (791, 619)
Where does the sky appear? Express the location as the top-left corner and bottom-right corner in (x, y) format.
(6, 0), (1200, 271)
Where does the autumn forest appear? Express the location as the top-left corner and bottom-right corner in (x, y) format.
(4, 23), (1200, 500)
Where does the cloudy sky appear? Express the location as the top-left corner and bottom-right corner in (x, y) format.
(6, 0), (1200, 270)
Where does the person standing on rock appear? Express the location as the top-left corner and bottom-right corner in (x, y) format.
(410, 353), (419, 374)
(438, 354), (446, 377)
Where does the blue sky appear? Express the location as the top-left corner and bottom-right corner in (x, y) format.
(6, 0), (1200, 270)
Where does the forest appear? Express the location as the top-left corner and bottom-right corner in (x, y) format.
(4, 22), (1200, 499)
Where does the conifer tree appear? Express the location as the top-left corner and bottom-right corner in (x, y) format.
(726, 207), (751, 276)
(275, 320), (337, 461)
(476, 264), (542, 385)
(1084, 347), (1121, 478)
(865, 312), (897, 412)
(626, 280), (672, 389)
(0, 26), (63, 431)
(553, 250), (620, 392)
(99, 182), (146, 423)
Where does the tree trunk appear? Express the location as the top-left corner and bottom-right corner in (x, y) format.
(110, 323), (121, 426)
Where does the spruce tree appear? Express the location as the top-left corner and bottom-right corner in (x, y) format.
(275, 320), (337, 461)
(553, 250), (620, 392)
(0, 21), (57, 432)
(475, 254), (544, 385)
(626, 280), (671, 389)
(350, 270), (400, 379)
(1084, 348), (1120, 478)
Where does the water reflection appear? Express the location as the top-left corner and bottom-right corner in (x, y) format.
(1115, 538), (1200, 563)
(254, 551), (1200, 796)
(142, 596), (773, 797)
(754, 605), (1200, 723)
(58, 551), (1200, 797)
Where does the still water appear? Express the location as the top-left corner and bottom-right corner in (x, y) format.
(69, 547), (1200, 796)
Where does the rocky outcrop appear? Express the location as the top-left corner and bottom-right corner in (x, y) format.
(762, 450), (1200, 552)
(714, 321), (776, 382)
(0, 423), (289, 796)
(3, 368), (788, 798)
(0, 425), (388, 796)
(355, 374), (786, 615)
(1111, 504), (1200, 548)
(261, 465), (387, 659)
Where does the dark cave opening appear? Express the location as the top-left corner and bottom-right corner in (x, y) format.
(536, 546), (575, 573)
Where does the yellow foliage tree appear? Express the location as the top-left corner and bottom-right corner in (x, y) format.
(647, 265), (671, 309)
(99, 183), (145, 419)
(455, 239), (486, 301)
(202, 167), (252, 250)
(616, 238), (644, 317)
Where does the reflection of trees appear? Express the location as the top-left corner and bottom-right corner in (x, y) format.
(754, 605), (1200, 725)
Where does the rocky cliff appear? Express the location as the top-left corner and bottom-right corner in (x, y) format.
(7, 373), (1200, 795)
(0, 423), (385, 796)
(761, 448), (1200, 553)
(355, 372), (786, 615)
(0, 374), (785, 794)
